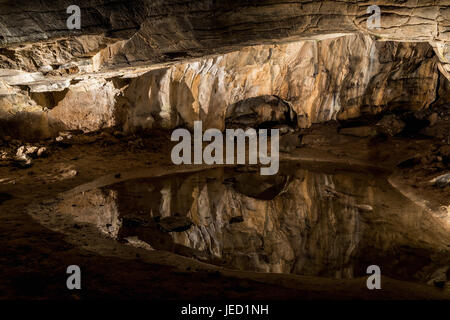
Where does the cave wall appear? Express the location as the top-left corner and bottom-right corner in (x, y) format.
(1, 34), (445, 139)
(0, 1), (449, 139)
(118, 34), (440, 132)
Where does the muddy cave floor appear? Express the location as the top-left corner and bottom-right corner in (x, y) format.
(0, 121), (449, 300)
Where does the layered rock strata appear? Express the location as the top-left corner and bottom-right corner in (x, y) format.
(1, 34), (447, 139)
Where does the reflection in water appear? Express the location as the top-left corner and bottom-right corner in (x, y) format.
(57, 163), (450, 283)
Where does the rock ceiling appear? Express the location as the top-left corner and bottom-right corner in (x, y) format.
(0, 0), (449, 89)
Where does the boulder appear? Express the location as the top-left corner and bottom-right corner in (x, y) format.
(427, 267), (448, 288)
(355, 204), (373, 212)
(430, 173), (450, 188)
(15, 146), (27, 160)
(428, 113), (438, 126)
(17, 145), (48, 160)
(376, 115), (405, 136)
(280, 133), (302, 152)
(37, 147), (48, 158)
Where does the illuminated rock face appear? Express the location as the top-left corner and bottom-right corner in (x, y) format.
(0, 35), (446, 139)
(0, 1), (449, 139)
(54, 166), (450, 280)
(119, 35), (441, 132)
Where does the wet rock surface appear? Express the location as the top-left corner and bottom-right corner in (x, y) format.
(42, 164), (450, 283)
(339, 126), (378, 138)
(0, 120), (448, 299)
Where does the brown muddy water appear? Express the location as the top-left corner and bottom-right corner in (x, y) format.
(34, 163), (450, 284)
